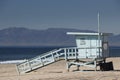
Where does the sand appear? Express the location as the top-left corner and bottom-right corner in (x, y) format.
(0, 57), (120, 80)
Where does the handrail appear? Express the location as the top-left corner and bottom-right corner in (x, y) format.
(16, 48), (64, 74)
(62, 47), (102, 49)
(17, 49), (61, 65)
(16, 47), (105, 74)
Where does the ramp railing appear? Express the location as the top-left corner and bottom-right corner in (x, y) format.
(16, 48), (63, 74)
(16, 47), (103, 74)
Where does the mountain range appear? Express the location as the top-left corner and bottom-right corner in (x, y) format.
(0, 27), (119, 47)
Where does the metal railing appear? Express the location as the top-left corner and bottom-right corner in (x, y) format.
(16, 48), (64, 74)
(16, 47), (107, 74)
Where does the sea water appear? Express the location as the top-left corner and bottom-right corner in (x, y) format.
(109, 46), (120, 57)
(0, 46), (120, 63)
(0, 46), (61, 61)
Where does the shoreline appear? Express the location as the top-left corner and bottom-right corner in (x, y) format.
(0, 56), (119, 64)
(0, 59), (27, 64)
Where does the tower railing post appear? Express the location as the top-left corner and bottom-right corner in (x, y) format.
(64, 48), (67, 60)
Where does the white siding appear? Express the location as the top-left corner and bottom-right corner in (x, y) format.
(76, 35), (103, 58)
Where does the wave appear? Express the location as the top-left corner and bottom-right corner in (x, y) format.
(0, 59), (27, 64)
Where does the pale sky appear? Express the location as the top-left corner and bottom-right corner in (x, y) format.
(0, 0), (120, 34)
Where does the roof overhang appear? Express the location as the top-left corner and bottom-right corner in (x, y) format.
(67, 32), (110, 36)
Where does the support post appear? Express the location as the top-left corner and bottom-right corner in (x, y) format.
(27, 60), (32, 71)
(76, 65), (80, 71)
(39, 57), (44, 66)
(64, 48), (67, 60)
(16, 64), (20, 75)
(94, 60), (97, 71)
(75, 48), (77, 59)
(56, 52), (60, 60)
(66, 62), (70, 72)
(51, 52), (55, 62)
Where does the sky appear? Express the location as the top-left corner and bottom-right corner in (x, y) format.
(0, 0), (120, 34)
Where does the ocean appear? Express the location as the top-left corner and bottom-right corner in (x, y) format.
(0, 46), (120, 61)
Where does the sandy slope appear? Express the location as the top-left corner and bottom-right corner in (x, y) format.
(0, 57), (120, 80)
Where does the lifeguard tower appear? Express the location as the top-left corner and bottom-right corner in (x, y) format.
(16, 32), (110, 74)
(66, 32), (110, 71)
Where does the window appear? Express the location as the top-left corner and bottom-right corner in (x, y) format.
(80, 38), (86, 45)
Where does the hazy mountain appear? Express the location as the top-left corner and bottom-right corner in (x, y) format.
(0, 27), (119, 47)
(109, 34), (120, 46)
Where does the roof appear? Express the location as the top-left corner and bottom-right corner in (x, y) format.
(67, 32), (110, 36)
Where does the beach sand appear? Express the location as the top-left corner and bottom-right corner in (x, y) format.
(0, 57), (120, 80)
